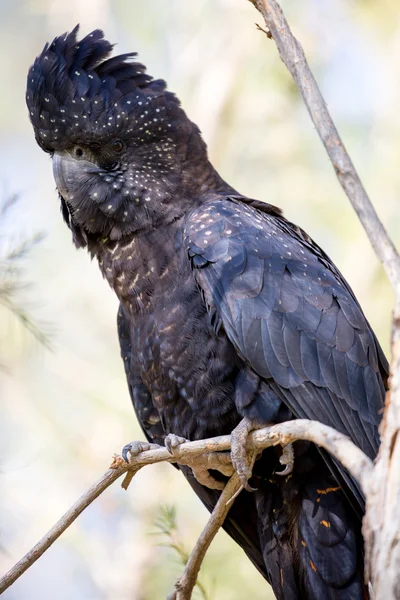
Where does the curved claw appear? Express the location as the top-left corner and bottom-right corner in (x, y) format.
(275, 443), (294, 477)
(241, 477), (258, 493)
(122, 440), (158, 463)
(275, 464), (292, 477)
(122, 444), (131, 463)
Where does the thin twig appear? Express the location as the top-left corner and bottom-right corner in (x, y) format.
(0, 461), (131, 595)
(249, 0), (400, 294)
(168, 471), (244, 600)
(0, 420), (371, 595)
(168, 450), (258, 600)
(255, 22), (272, 38)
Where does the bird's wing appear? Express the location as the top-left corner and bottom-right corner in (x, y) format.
(184, 196), (388, 461)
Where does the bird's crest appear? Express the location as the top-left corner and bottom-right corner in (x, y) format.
(26, 25), (172, 152)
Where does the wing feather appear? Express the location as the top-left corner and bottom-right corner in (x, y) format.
(184, 197), (388, 473)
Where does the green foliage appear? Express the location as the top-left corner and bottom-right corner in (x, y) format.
(0, 193), (50, 352)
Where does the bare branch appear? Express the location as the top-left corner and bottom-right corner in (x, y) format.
(257, 420), (373, 494)
(168, 471), (244, 600)
(363, 302), (400, 597)
(249, 0), (400, 294)
(0, 420), (370, 596)
(0, 462), (130, 595)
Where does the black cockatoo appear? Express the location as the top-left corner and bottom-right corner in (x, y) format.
(26, 27), (388, 599)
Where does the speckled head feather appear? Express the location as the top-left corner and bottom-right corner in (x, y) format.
(26, 27), (228, 248)
(26, 25), (172, 153)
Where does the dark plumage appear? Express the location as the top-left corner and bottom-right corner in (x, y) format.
(27, 27), (388, 599)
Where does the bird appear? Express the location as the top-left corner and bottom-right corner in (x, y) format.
(26, 26), (388, 599)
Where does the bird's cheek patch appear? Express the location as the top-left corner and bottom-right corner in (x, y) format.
(98, 193), (125, 216)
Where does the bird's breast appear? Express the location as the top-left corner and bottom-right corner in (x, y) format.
(96, 224), (241, 440)
(130, 278), (241, 440)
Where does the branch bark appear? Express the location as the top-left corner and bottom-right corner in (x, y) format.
(363, 309), (400, 597)
(0, 420), (368, 596)
(168, 471), (243, 600)
(249, 0), (400, 296)
(0, 462), (129, 595)
(249, 1), (400, 597)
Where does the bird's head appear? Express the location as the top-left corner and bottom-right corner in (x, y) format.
(26, 26), (218, 247)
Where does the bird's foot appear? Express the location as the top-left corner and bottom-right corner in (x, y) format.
(275, 443), (294, 477)
(230, 417), (262, 492)
(122, 440), (160, 463)
(164, 434), (234, 490)
(191, 452), (234, 490)
(164, 433), (188, 455)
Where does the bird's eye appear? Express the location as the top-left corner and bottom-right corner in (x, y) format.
(74, 147), (84, 158)
(112, 139), (124, 153)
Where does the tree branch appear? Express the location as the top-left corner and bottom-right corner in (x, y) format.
(249, 0), (400, 294)
(0, 462), (130, 595)
(168, 471), (243, 600)
(363, 304), (400, 598)
(248, 1), (400, 596)
(0, 420), (369, 596)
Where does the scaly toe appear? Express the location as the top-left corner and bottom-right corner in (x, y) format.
(165, 433), (188, 455)
(190, 464), (226, 490)
(230, 417), (259, 492)
(206, 451), (234, 478)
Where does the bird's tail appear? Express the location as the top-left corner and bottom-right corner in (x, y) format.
(255, 465), (368, 599)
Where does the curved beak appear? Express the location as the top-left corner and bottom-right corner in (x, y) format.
(52, 151), (76, 198)
(52, 151), (99, 199)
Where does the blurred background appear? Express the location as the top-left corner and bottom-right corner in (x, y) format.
(1, 0), (399, 598)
